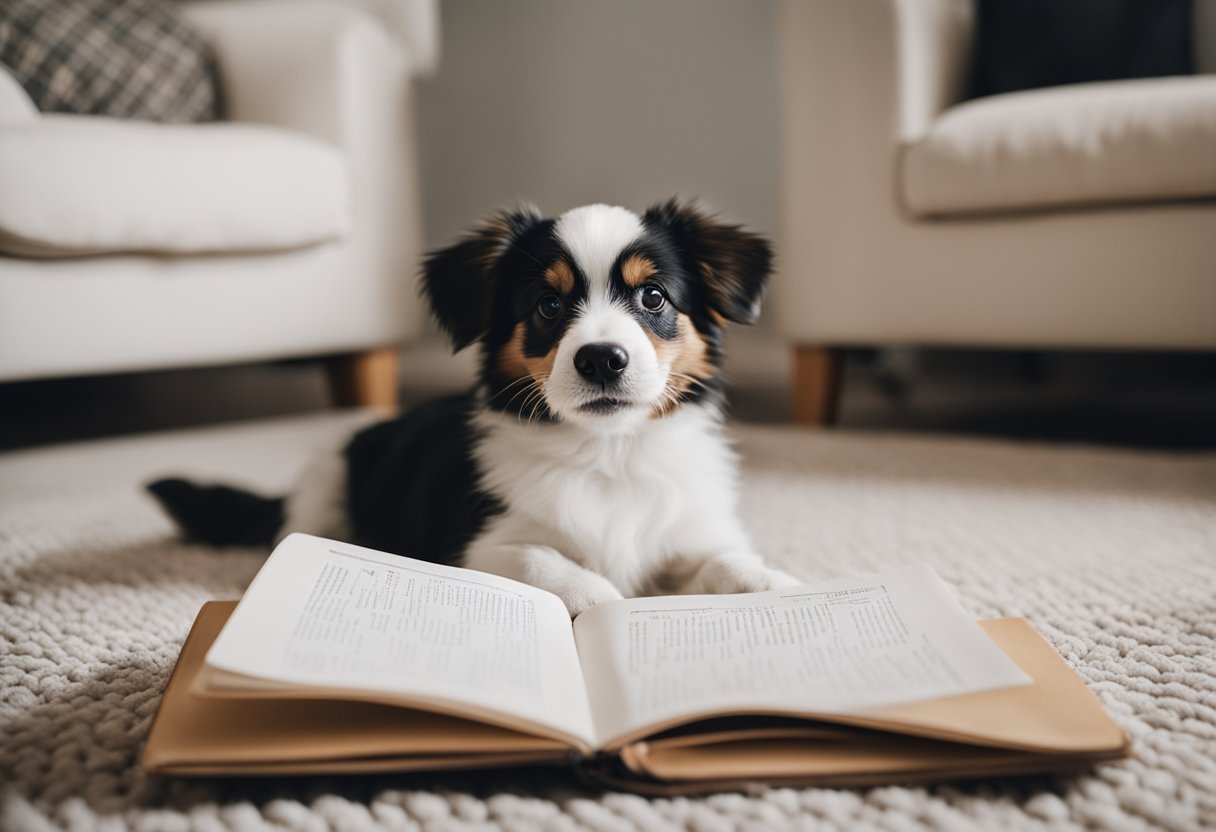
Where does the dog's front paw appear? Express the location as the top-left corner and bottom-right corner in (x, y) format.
(692, 558), (802, 595)
(554, 572), (625, 618)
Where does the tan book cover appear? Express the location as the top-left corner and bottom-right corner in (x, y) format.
(142, 537), (1129, 792)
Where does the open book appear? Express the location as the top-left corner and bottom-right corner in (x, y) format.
(143, 534), (1129, 791)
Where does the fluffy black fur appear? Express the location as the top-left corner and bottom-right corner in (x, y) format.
(343, 393), (501, 561)
(146, 478), (283, 546)
(640, 197), (772, 325)
(148, 395), (498, 558)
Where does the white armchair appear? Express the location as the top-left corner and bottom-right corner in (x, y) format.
(776, 0), (1216, 424)
(0, 0), (437, 409)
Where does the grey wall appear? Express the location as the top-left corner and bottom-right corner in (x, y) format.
(415, 0), (779, 249)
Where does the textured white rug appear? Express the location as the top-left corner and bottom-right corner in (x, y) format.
(2, 412), (1214, 831)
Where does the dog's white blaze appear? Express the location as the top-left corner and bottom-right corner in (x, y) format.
(554, 204), (643, 293)
(543, 204), (668, 428)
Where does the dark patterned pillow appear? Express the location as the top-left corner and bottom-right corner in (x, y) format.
(0, 0), (221, 122)
(968, 0), (1194, 100)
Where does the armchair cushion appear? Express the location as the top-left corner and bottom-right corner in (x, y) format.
(902, 75), (1216, 217)
(0, 115), (350, 257)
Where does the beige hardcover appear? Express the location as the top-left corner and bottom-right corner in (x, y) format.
(143, 603), (1129, 788)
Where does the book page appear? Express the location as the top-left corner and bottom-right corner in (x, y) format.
(203, 534), (597, 750)
(574, 564), (1032, 747)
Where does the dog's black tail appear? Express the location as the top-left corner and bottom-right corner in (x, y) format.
(146, 478), (285, 547)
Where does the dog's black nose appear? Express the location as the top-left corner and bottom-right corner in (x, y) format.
(574, 343), (629, 383)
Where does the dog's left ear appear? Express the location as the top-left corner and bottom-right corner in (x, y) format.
(422, 205), (544, 351)
(641, 198), (772, 324)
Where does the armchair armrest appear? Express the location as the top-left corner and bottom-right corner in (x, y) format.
(775, 0), (974, 342)
(778, 0), (973, 154)
(0, 66), (38, 123)
(182, 0), (427, 339)
(342, 0), (440, 76)
(181, 0), (406, 146)
(894, 0), (974, 142)
(777, 0), (973, 232)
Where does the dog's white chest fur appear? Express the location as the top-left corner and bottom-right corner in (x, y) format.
(470, 405), (750, 596)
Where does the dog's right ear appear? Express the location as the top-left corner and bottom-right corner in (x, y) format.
(421, 206), (543, 351)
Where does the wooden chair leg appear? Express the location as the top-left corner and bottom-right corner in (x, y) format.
(324, 348), (400, 412)
(792, 346), (845, 426)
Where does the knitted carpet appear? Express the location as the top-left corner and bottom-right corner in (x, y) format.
(2, 412), (1214, 831)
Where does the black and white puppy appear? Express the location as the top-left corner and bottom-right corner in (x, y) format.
(150, 200), (798, 615)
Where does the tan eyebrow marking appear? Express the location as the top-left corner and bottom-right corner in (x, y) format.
(621, 254), (657, 288)
(544, 260), (575, 294)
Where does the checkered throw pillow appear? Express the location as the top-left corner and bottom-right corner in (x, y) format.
(0, 0), (221, 122)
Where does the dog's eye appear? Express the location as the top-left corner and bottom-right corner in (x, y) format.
(640, 284), (667, 313)
(537, 295), (563, 320)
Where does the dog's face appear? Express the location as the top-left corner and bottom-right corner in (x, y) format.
(423, 200), (771, 430)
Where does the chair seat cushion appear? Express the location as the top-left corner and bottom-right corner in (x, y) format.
(0, 115), (350, 257)
(902, 76), (1216, 217)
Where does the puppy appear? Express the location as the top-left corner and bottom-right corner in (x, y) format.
(150, 199), (798, 615)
